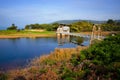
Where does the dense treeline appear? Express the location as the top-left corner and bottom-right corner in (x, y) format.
(6, 19), (120, 32)
(24, 21), (93, 32)
(24, 19), (120, 32)
(25, 23), (59, 31)
(70, 21), (93, 32)
(101, 19), (120, 31)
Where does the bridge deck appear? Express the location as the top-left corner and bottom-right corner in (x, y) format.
(57, 32), (91, 38)
(56, 32), (105, 39)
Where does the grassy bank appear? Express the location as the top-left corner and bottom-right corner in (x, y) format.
(6, 46), (87, 80)
(0, 30), (56, 38)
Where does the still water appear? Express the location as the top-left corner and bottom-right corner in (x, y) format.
(0, 36), (89, 71)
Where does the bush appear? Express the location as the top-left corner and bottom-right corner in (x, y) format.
(81, 34), (120, 79)
(0, 72), (7, 80)
(7, 24), (17, 30)
(14, 76), (26, 80)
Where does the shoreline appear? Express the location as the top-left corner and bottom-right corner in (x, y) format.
(0, 31), (119, 39)
(7, 46), (88, 79)
(0, 34), (56, 39)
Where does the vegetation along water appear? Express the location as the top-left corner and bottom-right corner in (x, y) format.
(0, 33), (119, 80)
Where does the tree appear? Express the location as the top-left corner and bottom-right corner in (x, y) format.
(25, 25), (30, 29)
(7, 24), (17, 30)
(107, 19), (115, 25)
(101, 19), (120, 31)
(70, 21), (93, 32)
(51, 23), (59, 31)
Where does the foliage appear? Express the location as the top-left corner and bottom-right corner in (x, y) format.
(0, 72), (7, 80)
(14, 76), (26, 80)
(75, 37), (84, 45)
(24, 23), (59, 31)
(101, 19), (120, 31)
(24, 19), (120, 32)
(70, 21), (93, 32)
(76, 34), (120, 79)
(61, 68), (76, 80)
(107, 19), (115, 24)
(7, 24), (17, 30)
(24, 21), (93, 32)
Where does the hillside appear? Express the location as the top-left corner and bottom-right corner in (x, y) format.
(53, 19), (106, 24)
(53, 19), (120, 24)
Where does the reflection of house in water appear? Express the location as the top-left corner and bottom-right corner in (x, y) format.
(57, 24), (70, 45)
(57, 35), (70, 46)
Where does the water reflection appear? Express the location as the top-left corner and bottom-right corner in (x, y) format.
(57, 35), (90, 46)
(0, 37), (89, 71)
(57, 35), (70, 46)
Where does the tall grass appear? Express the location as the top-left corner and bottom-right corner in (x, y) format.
(35, 46), (87, 64)
(7, 46), (87, 80)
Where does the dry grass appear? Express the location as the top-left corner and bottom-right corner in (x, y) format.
(7, 46), (87, 80)
(0, 34), (56, 38)
(31, 46), (87, 65)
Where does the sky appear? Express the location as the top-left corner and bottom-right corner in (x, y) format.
(0, 0), (120, 29)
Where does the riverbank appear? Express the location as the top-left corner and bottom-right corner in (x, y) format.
(4, 34), (120, 80)
(0, 30), (119, 39)
(0, 30), (56, 38)
(1, 34), (120, 79)
(6, 46), (87, 80)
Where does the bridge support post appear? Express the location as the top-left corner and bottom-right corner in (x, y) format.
(90, 24), (102, 45)
(57, 33), (60, 36)
(90, 24), (97, 44)
(97, 26), (102, 40)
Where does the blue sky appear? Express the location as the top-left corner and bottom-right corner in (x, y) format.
(0, 0), (120, 28)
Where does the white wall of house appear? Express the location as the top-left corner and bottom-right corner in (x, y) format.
(57, 25), (70, 33)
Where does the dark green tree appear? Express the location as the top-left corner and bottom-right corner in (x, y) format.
(51, 23), (59, 31)
(101, 19), (120, 31)
(107, 19), (115, 25)
(25, 25), (30, 29)
(7, 24), (17, 30)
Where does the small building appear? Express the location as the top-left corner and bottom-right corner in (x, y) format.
(57, 24), (70, 33)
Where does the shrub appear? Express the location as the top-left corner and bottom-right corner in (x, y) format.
(0, 72), (7, 80)
(80, 34), (120, 79)
(14, 76), (26, 80)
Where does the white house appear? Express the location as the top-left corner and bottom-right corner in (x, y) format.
(57, 25), (70, 33)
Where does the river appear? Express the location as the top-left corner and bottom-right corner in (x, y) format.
(0, 36), (90, 71)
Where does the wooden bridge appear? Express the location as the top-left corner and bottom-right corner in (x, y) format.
(56, 24), (105, 45)
(56, 32), (91, 38)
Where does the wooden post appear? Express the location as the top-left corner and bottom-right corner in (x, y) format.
(90, 24), (97, 44)
(97, 26), (101, 40)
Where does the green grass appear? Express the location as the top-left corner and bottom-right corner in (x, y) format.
(0, 30), (55, 35)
